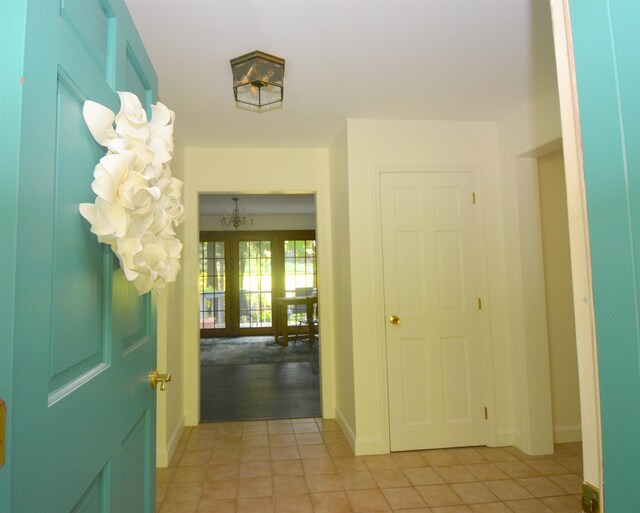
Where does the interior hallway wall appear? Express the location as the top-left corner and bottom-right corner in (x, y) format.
(537, 149), (581, 442)
(166, 89), (569, 460)
(181, 148), (335, 427)
(497, 86), (563, 454)
(157, 139), (187, 466)
(344, 119), (510, 454)
(329, 124), (357, 440)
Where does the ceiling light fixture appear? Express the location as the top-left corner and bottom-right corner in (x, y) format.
(230, 50), (285, 108)
(221, 197), (254, 230)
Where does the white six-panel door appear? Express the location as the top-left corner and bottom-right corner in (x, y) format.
(380, 171), (486, 451)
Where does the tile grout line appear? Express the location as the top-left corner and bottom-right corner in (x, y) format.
(157, 418), (583, 513)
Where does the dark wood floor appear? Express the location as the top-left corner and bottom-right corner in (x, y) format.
(200, 361), (321, 422)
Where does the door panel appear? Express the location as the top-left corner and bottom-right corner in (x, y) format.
(71, 472), (106, 513)
(126, 45), (152, 104)
(442, 337), (472, 422)
(569, 0), (640, 509)
(114, 269), (150, 353)
(400, 337), (430, 424)
(382, 172), (485, 451)
(435, 231), (465, 311)
(121, 410), (154, 513)
(60, 0), (111, 72)
(9, 0), (159, 511)
(50, 73), (108, 391)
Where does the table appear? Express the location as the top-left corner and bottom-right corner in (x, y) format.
(273, 296), (317, 347)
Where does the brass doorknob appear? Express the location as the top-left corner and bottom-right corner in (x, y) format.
(389, 315), (401, 325)
(150, 369), (172, 391)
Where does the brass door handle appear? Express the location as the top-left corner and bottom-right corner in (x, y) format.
(150, 369), (172, 391)
(389, 315), (401, 325)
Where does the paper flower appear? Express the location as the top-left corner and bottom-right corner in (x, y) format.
(79, 92), (184, 295)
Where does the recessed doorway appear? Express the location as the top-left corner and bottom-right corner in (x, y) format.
(198, 193), (321, 422)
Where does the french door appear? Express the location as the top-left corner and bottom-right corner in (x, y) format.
(199, 230), (316, 337)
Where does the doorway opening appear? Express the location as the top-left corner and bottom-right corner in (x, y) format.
(534, 145), (582, 444)
(514, 140), (583, 452)
(198, 193), (321, 422)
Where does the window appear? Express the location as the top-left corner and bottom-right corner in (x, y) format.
(199, 241), (225, 329)
(284, 239), (317, 325)
(199, 230), (316, 336)
(238, 241), (272, 328)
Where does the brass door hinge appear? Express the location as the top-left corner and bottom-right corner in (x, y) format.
(477, 298), (482, 310)
(472, 192), (476, 204)
(582, 482), (599, 513)
(484, 407), (488, 420)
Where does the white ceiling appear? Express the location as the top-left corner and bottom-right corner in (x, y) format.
(124, 0), (558, 149)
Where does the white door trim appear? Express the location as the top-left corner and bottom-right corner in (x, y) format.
(510, 150), (556, 455)
(370, 163), (496, 451)
(182, 184), (336, 427)
(549, 0), (602, 489)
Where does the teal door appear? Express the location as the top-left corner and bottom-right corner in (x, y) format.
(570, 0), (640, 511)
(2, 0), (159, 511)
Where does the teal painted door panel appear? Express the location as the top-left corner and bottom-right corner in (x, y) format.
(8, 0), (159, 511)
(570, 0), (640, 511)
(0, 1), (28, 510)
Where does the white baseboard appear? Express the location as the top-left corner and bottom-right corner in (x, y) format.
(494, 429), (518, 448)
(156, 416), (185, 468)
(335, 406), (356, 453)
(335, 406), (389, 456)
(355, 436), (389, 456)
(553, 424), (582, 443)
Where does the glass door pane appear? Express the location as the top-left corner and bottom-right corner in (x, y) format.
(284, 239), (317, 325)
(238, 241), (272, 328)
(199, 241), (226, 329)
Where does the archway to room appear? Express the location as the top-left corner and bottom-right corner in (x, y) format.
(197, 193), (321, 422)
(514, 139), (583, 454)
(535, 145), (582, 448)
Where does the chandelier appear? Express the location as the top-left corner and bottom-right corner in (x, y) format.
(230, 50), (285, 108)
(221, 197), (254, 230)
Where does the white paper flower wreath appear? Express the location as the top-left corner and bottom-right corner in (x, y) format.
(79, 91), (184, 295)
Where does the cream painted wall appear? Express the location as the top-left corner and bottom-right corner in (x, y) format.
(162, 89), (573, 460)
(328, 125), (357, 446)
(538, 149), (581, 442)
(344, 119), (510, 454)
(199, 213), (315, 231)
(512, 156), (554, 454)
(157, 140), (186, 467)
(181, 148), (335, 425)
(497, 87), (562, 454)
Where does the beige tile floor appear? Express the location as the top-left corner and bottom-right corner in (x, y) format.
(157, 418), (583, 513)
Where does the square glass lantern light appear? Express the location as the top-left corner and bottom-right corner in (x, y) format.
(230, 51), (285, 108)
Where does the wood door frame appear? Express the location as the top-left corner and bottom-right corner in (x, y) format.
(370, 163), (496, 452)
(0, 0), (26, 505)
(549, 0), (602, 492)
(199, 229), (316, 337)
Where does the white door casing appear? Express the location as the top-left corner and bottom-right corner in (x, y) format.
(380, 171), (487, 451)
(549, 0), (602, 489)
